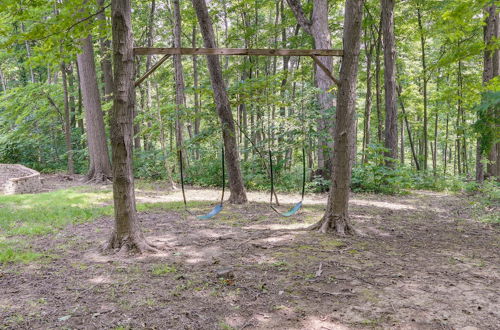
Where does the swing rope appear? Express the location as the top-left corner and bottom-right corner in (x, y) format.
(178, 144), (225, 220)
(267, 66), (307, 217)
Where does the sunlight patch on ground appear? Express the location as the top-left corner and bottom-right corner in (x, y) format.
(300, 315), (350, 330)
(351, 198), (416, 210)
(243, 223), (309, 231)
(88, 275), (113, 284)
(177, 245), (223, 264)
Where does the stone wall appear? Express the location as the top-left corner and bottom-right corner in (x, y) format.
(0, 164), (42, 195)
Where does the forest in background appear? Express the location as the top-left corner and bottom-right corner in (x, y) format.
(0, 0), (499, 196)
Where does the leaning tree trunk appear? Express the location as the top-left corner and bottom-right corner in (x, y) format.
(105, 0), (157, 254)
(76, 35), (112, 182)
(310, 0), (363, 235)
(192, 0), (248, 204)
(382, 0), (398, 166)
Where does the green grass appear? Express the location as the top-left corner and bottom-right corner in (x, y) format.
(0, 187), (113, 265)
(151, 263), (177, 276)
(0, 188), (113, 236)
(0, 187), (218, 265)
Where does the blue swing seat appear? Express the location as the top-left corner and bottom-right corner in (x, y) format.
(198, 204), (223, 220)
(280, 201), (303, 217)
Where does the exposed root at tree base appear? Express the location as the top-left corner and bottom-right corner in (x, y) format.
(102, 232), (160, 255)
(308, 215), (355, 236)
(228, 193), (248, 205)
(84, 172), (112, 184)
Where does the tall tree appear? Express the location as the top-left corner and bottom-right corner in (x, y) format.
(310, 0), (363, 234)
(173, 0), (186, 164)
(61, 62), (74, 174)
(191, 0), (248, 204)
(286, 0), (335, 177)
(382, 0), (398, 166)
(105, 0), (156, 253)
(485, 3), (499, 179)
(76, 35), (112, 182)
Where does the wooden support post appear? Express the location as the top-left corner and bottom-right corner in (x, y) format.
(134, 54), (171, 87)
(310, 55), (340, 86)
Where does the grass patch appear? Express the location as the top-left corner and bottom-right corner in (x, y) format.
(0, 187), (113, 265)
(151, 263), (177, 276)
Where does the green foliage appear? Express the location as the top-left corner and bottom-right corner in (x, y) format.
(473, 91), (500, 156)
(352, 144), (411, 194)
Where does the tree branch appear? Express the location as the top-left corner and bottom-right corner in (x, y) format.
(286, 0), (312, 35)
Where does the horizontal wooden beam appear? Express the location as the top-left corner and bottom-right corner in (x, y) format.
(134, 47), (343, 57)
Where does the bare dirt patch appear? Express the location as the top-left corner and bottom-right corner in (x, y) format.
(0, 183), (499, 329)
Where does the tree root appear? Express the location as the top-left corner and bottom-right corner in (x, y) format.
(309, 214), (355, 236)
(84, 172), (112, 184)
(102, 231), (160, 255)
(228, 193), (248, 204)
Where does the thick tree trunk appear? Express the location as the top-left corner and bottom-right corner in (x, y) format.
(76, 35), (112, 182)
(481, 4), (499, 181)
(310, 0), (363, 235)
(287, 0), (335, 178)
(61, 63), (74, 174)
(192, 0), (248, 204)
(105, 0), (156, 254)
(382, 0), (398, 166)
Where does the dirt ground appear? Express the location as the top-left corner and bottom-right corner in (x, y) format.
(1, 175), (499, 329)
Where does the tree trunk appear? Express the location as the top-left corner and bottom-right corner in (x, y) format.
(417, 8), (428, 171)
(286, 0), (335, 178)
(362, 21), (374, 164)
(482, 4), (499, 181)
(375, 18), (383, 144)
(76, 35), (112, 182)
(192, 24), (201, 160)
(173, 0), (186, 165)
(382, 0), (398, 166)
(97, 0), (114, 106)
(192, 0), (248, 204)
(105, 0), (157, 254)
(310, 0), (363, 235)
(61, 62), (74, 174)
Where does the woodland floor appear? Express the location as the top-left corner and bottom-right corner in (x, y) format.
(0, 174), (499, 329)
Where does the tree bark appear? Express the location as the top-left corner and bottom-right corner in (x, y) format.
(310, 0), (363, 235)
(417, 8), (428, 171)
(105, 0), (157, 254)
(482, 4), (499, 180)
(192, 0), (248, 204)
(362, 20), (375, 164)
(375, 18), (383, 144)
(286, 0), (335, 178)
(97, 0), (114, 106)
(61, 62), (74, 174)
(382, 0), (398, 166)
(76, 35), (112, 182)
(173, 0), (186, 166)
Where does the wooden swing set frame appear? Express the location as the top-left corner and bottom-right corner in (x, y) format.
(133, 47), (343, 87)
(132, 46), (343, 218)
